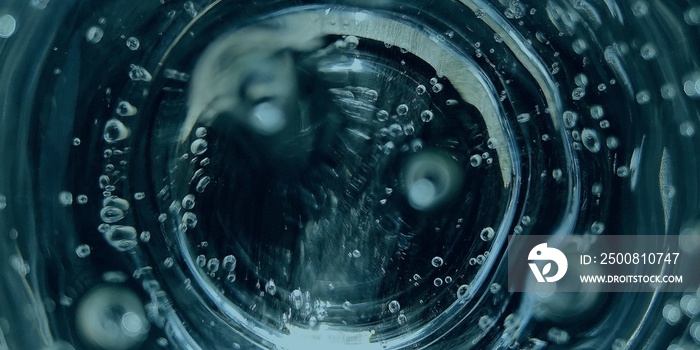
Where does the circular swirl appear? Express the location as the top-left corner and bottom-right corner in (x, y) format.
(0, 0), (698, 349)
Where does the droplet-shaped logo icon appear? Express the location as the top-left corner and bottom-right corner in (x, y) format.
(528, 243), (568, 283)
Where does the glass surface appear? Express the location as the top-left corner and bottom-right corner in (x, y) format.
(0, 0), (699, 349)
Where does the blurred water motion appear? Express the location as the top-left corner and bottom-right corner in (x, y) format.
(0, 0), (699, 349)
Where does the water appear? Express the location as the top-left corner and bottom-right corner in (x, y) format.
(0, 0), (699, 349)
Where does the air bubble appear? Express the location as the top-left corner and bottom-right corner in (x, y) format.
(388, 300), (400, 313)
(196, 176), (211, 193)
(222, 255), (237, 271)
(344, 35), (359, 49)
(470, 154), (482, 167)
(431, 256), (444, 267)
(591, 221), (605, 234)
(126, 37), (140, 50)
(632, 1), (649, 17)
(680, 294), (700, 317)
(73, 137), (81, 146)
(680, 121), (696, 137)
(581, 128), (601, 153)
(416, 85), (426, 95)
(478, 315), (492, 330)
(640, 43), (657, 60)
(207, 258), (220, 273)
(103, 225), (138, 251)
(563, 111), (578, 128)
(397, 314), (407, 325)
(116, 101), (137, 116)
(182, 194), (195, 210)
(636, 90), (651, 104)
(489, 283), (501, 293)
(590, 105), (604, 119)
(128, 64), (152, 82)
(552, 168), (563, 181)
(682, 71), (700, 99)
(572, 87), (586, 100)
(376, 110), (389, 122)
(182, 212), (198, 228)
(100, 206), (125, 223)
(85, 26), (103, 43)
(103, 119), (130, 143)
(75, 244), (91, 258)
(446, 99), (458, 106)
(433, 278), (443, 287)
(420, 110), (434, 122)
(265, 280), (277, 295)
(58, 191), (73, 206)
(517, 113), (531, 123)
(480, 227), (495, 241)
(432, 83), (443, 93)
(190, 139), (208, 155)
(662, 304), (682, 325)
(606, 136), (619, 149)
(616, 166), (630, 177)
(139, 231), (150, 242)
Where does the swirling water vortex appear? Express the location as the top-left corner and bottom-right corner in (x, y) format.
(0, 0), (699, 349)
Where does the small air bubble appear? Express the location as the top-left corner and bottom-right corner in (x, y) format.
(420, 110), (434, 122)
(75, 244), (91, 258)
(680, 121), (696, 137)
(581, 128), (601, 153)
(632, 1), (649, 17)
(126, 37), (140, 50)
(388, 300), (400, 313)
(616, 166), (630, 177)
(85, 26), (103, 43)
(591, 221), (605, 234)
(103, 119), (130, 143)
(376, 110), (389, 122)
(517, 113), (531, 123)
(563, 111), (578, 128)
(196, 176), (210, 193)
(416, 85), (426, 95)
(431, 256), (444, 267)
(589, 105), (604, 119)
(116, 101), (137, 116)
(432, 83), (443, 93)
(552, 168), (563, 181)
(190, 139), (208, 155)
(480, 227), (495, 241)
(397, 314), (407, 325)
(640, 43), (657, 60)
(434, 278), (444, 287)
(128, 64), (152, 82)
(58, 191), (73, 206)
(636, 90), (651, 104)
(396, 104), (409, 115)
(470, 154), (482, 167)
(572, 87), (586, 100)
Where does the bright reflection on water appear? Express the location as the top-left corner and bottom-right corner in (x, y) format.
(0, 0), (699, 349)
